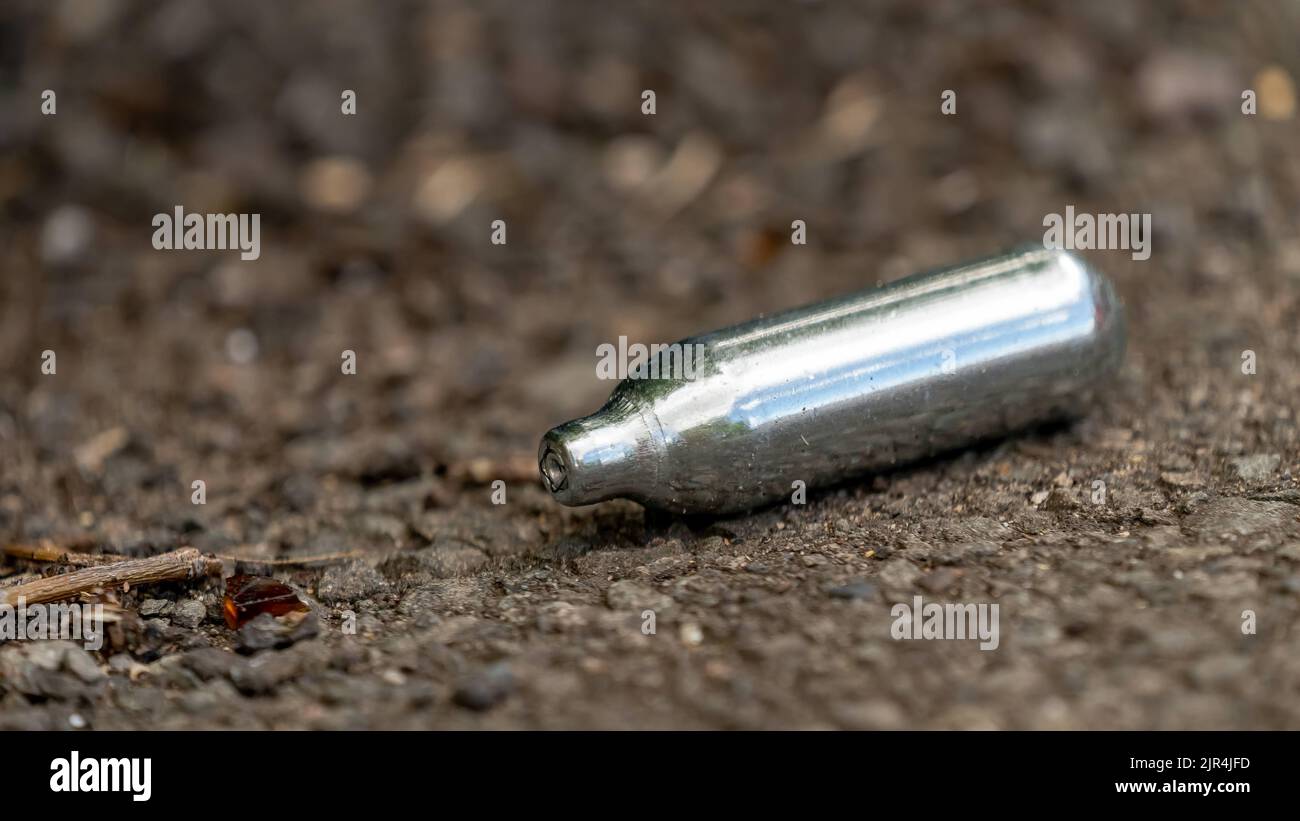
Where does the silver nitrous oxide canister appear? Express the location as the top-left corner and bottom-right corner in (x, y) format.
(539, 246), (1125, 515)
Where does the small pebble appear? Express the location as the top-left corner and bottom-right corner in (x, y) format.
(317, 560), (385, 604)
(1230, 454), (1280, 482)
(605, 580), (672, 611)
(41, 205), (95, 266)
(236, 612), (320, 654)
(172, 599), (207, 629)
(139, 598), (173, 618)
(679, 622), (704, 646)
(63, 647), (105, 683)
(452, 663), (515, 711)
(828, 580), (877, 600)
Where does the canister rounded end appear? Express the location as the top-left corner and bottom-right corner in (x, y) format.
(539, 444), (568, 493)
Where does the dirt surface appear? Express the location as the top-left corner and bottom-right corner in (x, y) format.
(2, 0), (1299, 729)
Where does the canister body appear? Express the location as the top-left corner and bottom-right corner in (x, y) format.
(540, 247), (1125, 514)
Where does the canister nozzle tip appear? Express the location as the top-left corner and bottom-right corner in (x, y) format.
(539, 443), (569, 493)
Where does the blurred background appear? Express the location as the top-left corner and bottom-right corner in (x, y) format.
(1, 0), (1299, 729)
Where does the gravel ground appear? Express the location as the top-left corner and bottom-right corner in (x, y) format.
(1, 0), (1299, 729)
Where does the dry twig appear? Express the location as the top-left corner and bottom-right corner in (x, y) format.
(208, 549), (365, 570)
(446, 454), (538, 485)
(2, 540), (117, 567)
(0, 547), (222, 606)
(4, 539), (362, 572)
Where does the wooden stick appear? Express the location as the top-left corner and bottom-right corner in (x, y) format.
(3, 541), (363, 570)
(0, 548), (222, 606)
(208, 549), (365, 569)
(447, 454), (538, 485)
(2, 540), (117, 567)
